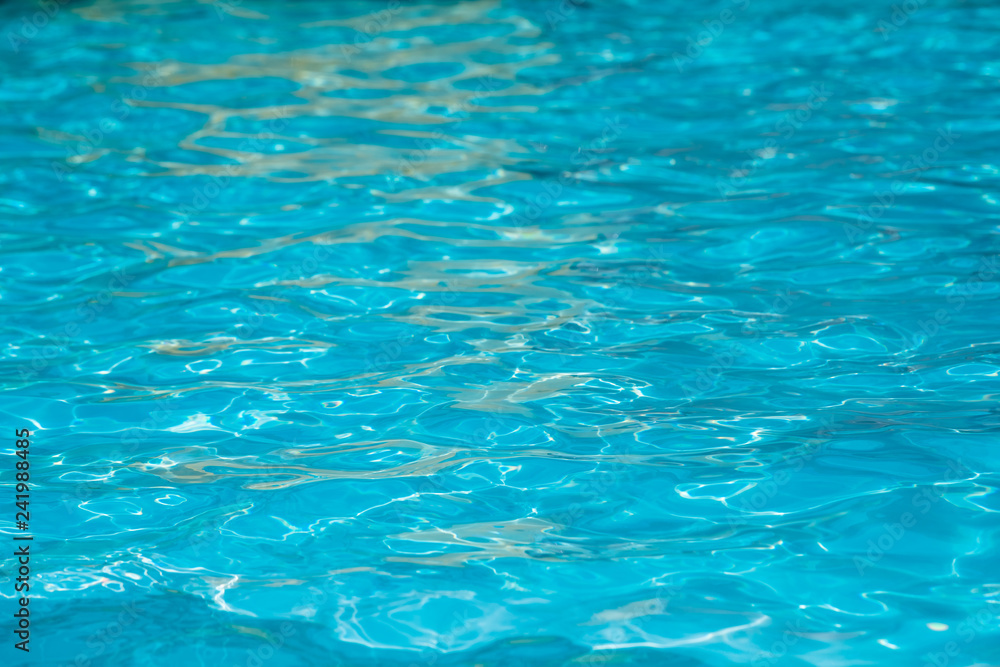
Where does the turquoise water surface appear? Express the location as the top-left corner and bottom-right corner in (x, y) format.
(2, 0), (999, 665)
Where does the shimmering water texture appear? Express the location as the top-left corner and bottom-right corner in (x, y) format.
(2, 0), (999, 665)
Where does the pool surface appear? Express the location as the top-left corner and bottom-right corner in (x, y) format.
(2, 0), (999, 665)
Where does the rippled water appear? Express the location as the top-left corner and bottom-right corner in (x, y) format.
(2, 0), (999, 665)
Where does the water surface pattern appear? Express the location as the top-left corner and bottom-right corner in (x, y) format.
(2, 0), (999, 665)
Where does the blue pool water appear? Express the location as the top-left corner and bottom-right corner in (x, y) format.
(2, 0), (999, 665)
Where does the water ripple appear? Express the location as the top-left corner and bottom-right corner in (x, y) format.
(2, 0), (999, 665)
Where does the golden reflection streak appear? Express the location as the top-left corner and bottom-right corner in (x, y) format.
(68, 0), (561, 184)
(158, 217), (630, 270)
(140, 336), (335, 356)
(132, 440), (684, 491)
(386, 517), (576, 567)
(88, 350), (651, 410)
